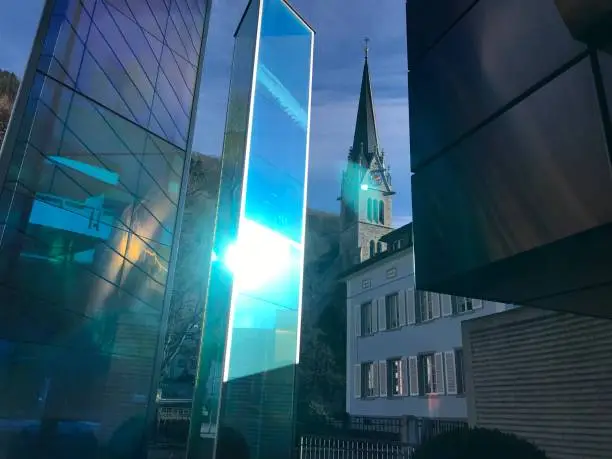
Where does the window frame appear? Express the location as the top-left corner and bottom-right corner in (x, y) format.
(417, 291), (435, 322)
(387, 357), (403, 397)
(360, 301), (373, 335)
(418, 353), (439, 395)
(373, 200), (379, 223)
(452, 296), (473, 314)
(385, 292), (400, 330)
(361, 361), (377, 398)
(455, 348), (465, 395)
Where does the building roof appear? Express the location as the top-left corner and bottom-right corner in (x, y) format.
(380, 222), (413, 244)
(349, 51), (379, 167)
(338, 223), (413, 280)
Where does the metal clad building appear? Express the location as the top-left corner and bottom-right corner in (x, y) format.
(463, 307), (612, 459)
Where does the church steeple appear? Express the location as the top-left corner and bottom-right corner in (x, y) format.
(349, 37), (379, 167)
(339, 41), (394, 268)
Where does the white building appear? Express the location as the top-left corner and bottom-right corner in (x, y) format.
(343, 224), (511, 425)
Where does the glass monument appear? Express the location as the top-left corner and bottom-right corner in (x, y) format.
(188, 1), (314, 458)
(0, 0), (211, 456)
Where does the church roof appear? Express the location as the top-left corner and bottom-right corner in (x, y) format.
(350, 46), (379, 167)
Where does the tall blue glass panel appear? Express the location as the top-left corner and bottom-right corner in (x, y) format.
(187, 1), (313, 458)
(0, 0), (211, 456)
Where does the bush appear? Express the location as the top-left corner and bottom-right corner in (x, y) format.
(412, 427), (549, 459)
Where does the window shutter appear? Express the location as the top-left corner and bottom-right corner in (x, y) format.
(398, 291), (407, 326)
(354, 364), (362, 398)
(373, 362), (380, 396)
(432, 294), (441, 319)
(408, 356), (419, 396)
(406, 289), (416, 325)
(371, 302), (378, 333)
(354, 305), (361, 337)
(378, 360), (388, 397)
(401, 357), (409, 396)
(473, 298), (483, 309)
(434, 352), (445, 394)
(444, 351), (457, 395)
(441, 295), (452, 317)
(378, 296), (387, 331)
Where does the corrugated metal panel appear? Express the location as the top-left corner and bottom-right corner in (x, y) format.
(463, 308), (612, 459)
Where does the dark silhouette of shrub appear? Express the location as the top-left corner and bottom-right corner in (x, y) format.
(216, 426), (250, 459)
(412, 427), (549, 459)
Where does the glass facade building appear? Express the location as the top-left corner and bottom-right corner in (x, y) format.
(0, 0), (211, 456)
(188, 1), (313, 458)
(407, 0), (612, 316)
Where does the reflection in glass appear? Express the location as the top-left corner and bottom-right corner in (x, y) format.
(0, 0), (210, 455)
(188, 1), (313, 458)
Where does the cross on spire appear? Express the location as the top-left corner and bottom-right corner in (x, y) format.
(364, 37), (370, 59)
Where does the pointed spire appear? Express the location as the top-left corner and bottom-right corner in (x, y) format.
(349, 39), (379, 167)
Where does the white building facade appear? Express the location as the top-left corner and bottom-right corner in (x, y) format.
(344, 225), (511, 422)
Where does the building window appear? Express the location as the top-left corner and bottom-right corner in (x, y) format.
(455, 349), (465, 395)
(361, 301), (373, 335)
(392, 240), (401, 251)
(452, 296), (473, 314)
(416, 291), (436, 322)
(362, 362), (376, 397)
(386, 293), (400, 329)
(373, 200), (379, 223)
(379, 200), (384, 224)
(367, 198), (372, 221)
(388, 358), (404, 397)
(369, 240), (375, 258)
(418, 353), (441, 395)
(377, 241), (383, 253)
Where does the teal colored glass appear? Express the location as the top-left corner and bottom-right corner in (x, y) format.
(225, 0), (313, 382)
(191, 0), (260, 434)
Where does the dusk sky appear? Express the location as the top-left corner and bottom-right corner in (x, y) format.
(0, 0), (412, 226)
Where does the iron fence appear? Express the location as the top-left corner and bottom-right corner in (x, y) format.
(299, 435), (414, 459)
(417, 418), (468, 444)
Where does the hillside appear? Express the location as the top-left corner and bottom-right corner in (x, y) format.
(0, 70), (20, 147)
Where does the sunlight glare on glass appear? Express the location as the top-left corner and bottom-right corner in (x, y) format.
(361, 184), (369, 191)
(223, 218), (295, 292)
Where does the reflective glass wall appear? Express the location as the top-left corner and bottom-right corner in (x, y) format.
(0, 0), (210, 456)
(188, 1), (313, 458)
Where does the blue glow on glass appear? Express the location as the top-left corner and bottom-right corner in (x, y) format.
(223, 217), (299, 293)
(47, 156), (119, 185)
(28, 193), (112, 240)
(221, 0), (314, 382)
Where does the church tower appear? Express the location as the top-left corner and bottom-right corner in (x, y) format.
(340, 40), (394, 268)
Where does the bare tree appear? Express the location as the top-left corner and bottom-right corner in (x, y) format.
(0, 70), (20, 147)
(160, 154), (221, 382)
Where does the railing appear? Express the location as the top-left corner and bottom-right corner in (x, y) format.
(349, 416), (402, 438)
(297, 416), (467, 459)
(298, 435), (414, 459)
(417, 418), (468, 444)
(154, 399), (192, 446)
